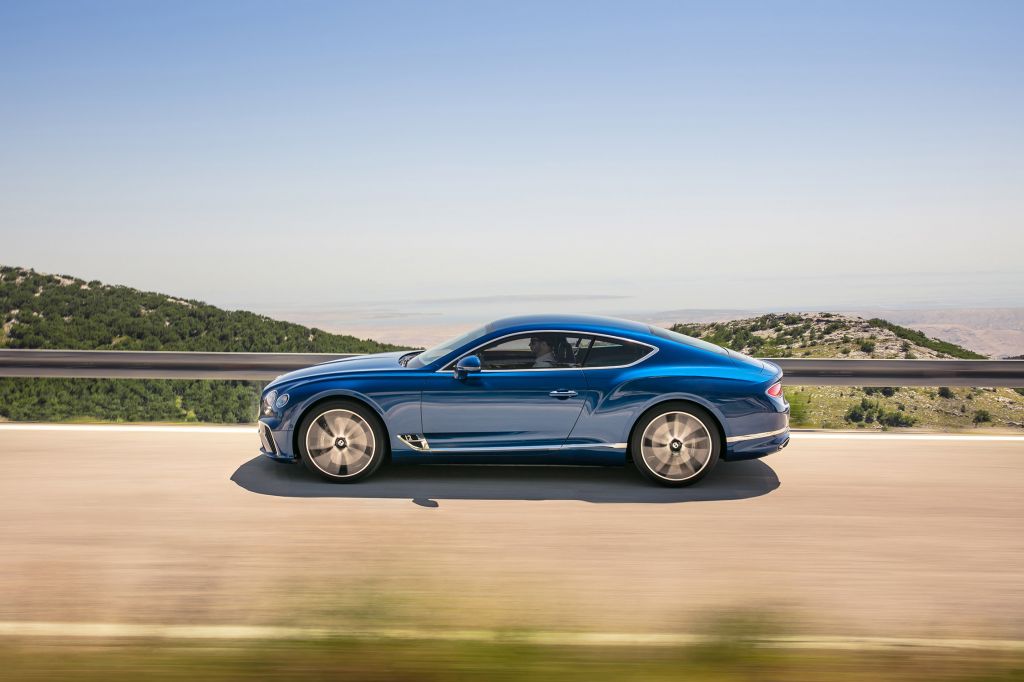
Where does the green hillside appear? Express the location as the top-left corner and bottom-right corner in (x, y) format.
(0, 266), (398, 353)
(0, 266), (404, 423)
(673, 313), (1024, 432)
(672, 312), (985, 360)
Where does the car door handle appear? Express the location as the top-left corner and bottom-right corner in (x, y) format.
(549, 390), (578, 399)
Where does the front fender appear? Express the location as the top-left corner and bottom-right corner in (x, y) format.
(275, 376), (421, 440)
(283, 387), (388, 430)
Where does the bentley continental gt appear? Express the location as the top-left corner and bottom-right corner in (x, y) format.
(257, 315), (789, 487)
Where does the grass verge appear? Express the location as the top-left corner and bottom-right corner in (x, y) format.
(1, 634), (1022, 681)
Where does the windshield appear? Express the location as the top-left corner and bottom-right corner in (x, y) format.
(407, 325), (488, 368)
(649, 325), (728, 355)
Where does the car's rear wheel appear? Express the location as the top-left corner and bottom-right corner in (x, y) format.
(297, 400), (386, 483)
(631, 403), (720, 487)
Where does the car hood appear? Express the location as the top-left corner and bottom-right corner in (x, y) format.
(267, 350), (411, 388)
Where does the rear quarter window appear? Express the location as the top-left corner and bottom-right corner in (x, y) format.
(581, 336), (653, 367)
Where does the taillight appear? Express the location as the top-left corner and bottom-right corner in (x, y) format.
(766, 381), (783, 398)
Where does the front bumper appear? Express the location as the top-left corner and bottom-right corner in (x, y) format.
(258, 420), (296, 462)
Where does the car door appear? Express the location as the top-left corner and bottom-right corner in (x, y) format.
(419, 332), (589, 451)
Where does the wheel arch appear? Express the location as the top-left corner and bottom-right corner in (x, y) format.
(625, 398), (727, 462)
(291, 392), (391, 461)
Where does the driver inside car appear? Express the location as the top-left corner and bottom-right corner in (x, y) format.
(529, 336), (557, 367)
(529, 334), (575, 368)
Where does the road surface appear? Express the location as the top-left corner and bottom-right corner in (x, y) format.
(0, 425), (1021, 639)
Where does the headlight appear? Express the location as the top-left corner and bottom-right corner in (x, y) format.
(275, 393), (289, 409)
(262, 390), (278, 416)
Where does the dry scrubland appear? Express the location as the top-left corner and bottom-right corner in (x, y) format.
(674, 312), (1024, 431)
(785, 384), (1024, 431)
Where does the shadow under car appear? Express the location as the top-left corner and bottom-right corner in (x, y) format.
(230, 455), (780, 505)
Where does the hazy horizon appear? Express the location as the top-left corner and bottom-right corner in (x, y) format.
(5, 258), (1024, 355)
(245, 298), (1024, 350)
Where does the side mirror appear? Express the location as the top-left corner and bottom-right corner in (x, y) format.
(454, 355), (482, 379)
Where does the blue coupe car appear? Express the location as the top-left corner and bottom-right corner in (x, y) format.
(257, 315), (789, 487)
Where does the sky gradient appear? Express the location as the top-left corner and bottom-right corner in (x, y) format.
(2, 1), (1022, 331)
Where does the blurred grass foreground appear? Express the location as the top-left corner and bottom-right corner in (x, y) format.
(3, 629), (1022, 681)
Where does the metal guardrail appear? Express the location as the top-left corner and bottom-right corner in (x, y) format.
(770, 358), (1024, 387)
(0, 349), (1020, 386)
(0, 350), (359, 380)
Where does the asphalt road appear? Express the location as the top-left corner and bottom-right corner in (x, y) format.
(0, 426), (1021, 639)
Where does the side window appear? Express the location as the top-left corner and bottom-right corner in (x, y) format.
(474, 333), (588, 370)
(580, 336), (652, 368)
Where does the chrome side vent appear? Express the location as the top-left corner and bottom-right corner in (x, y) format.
(398, 434), (430, 451)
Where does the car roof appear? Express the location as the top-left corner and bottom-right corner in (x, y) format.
(487, 314), (652, 336)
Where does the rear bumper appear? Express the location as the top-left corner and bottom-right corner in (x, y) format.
(723, 428), (790, 461)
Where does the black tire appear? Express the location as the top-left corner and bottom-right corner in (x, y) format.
(297, 399), (387, 483)
(630, 402), (721, 487)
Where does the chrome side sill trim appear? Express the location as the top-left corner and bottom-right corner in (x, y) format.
(402, 442), (629, 454)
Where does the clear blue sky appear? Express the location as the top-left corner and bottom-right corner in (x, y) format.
(2, 1), (1022, 320)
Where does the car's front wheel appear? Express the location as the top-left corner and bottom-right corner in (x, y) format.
(631, 403), (720, 487)
(297, 400), (386, 483)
